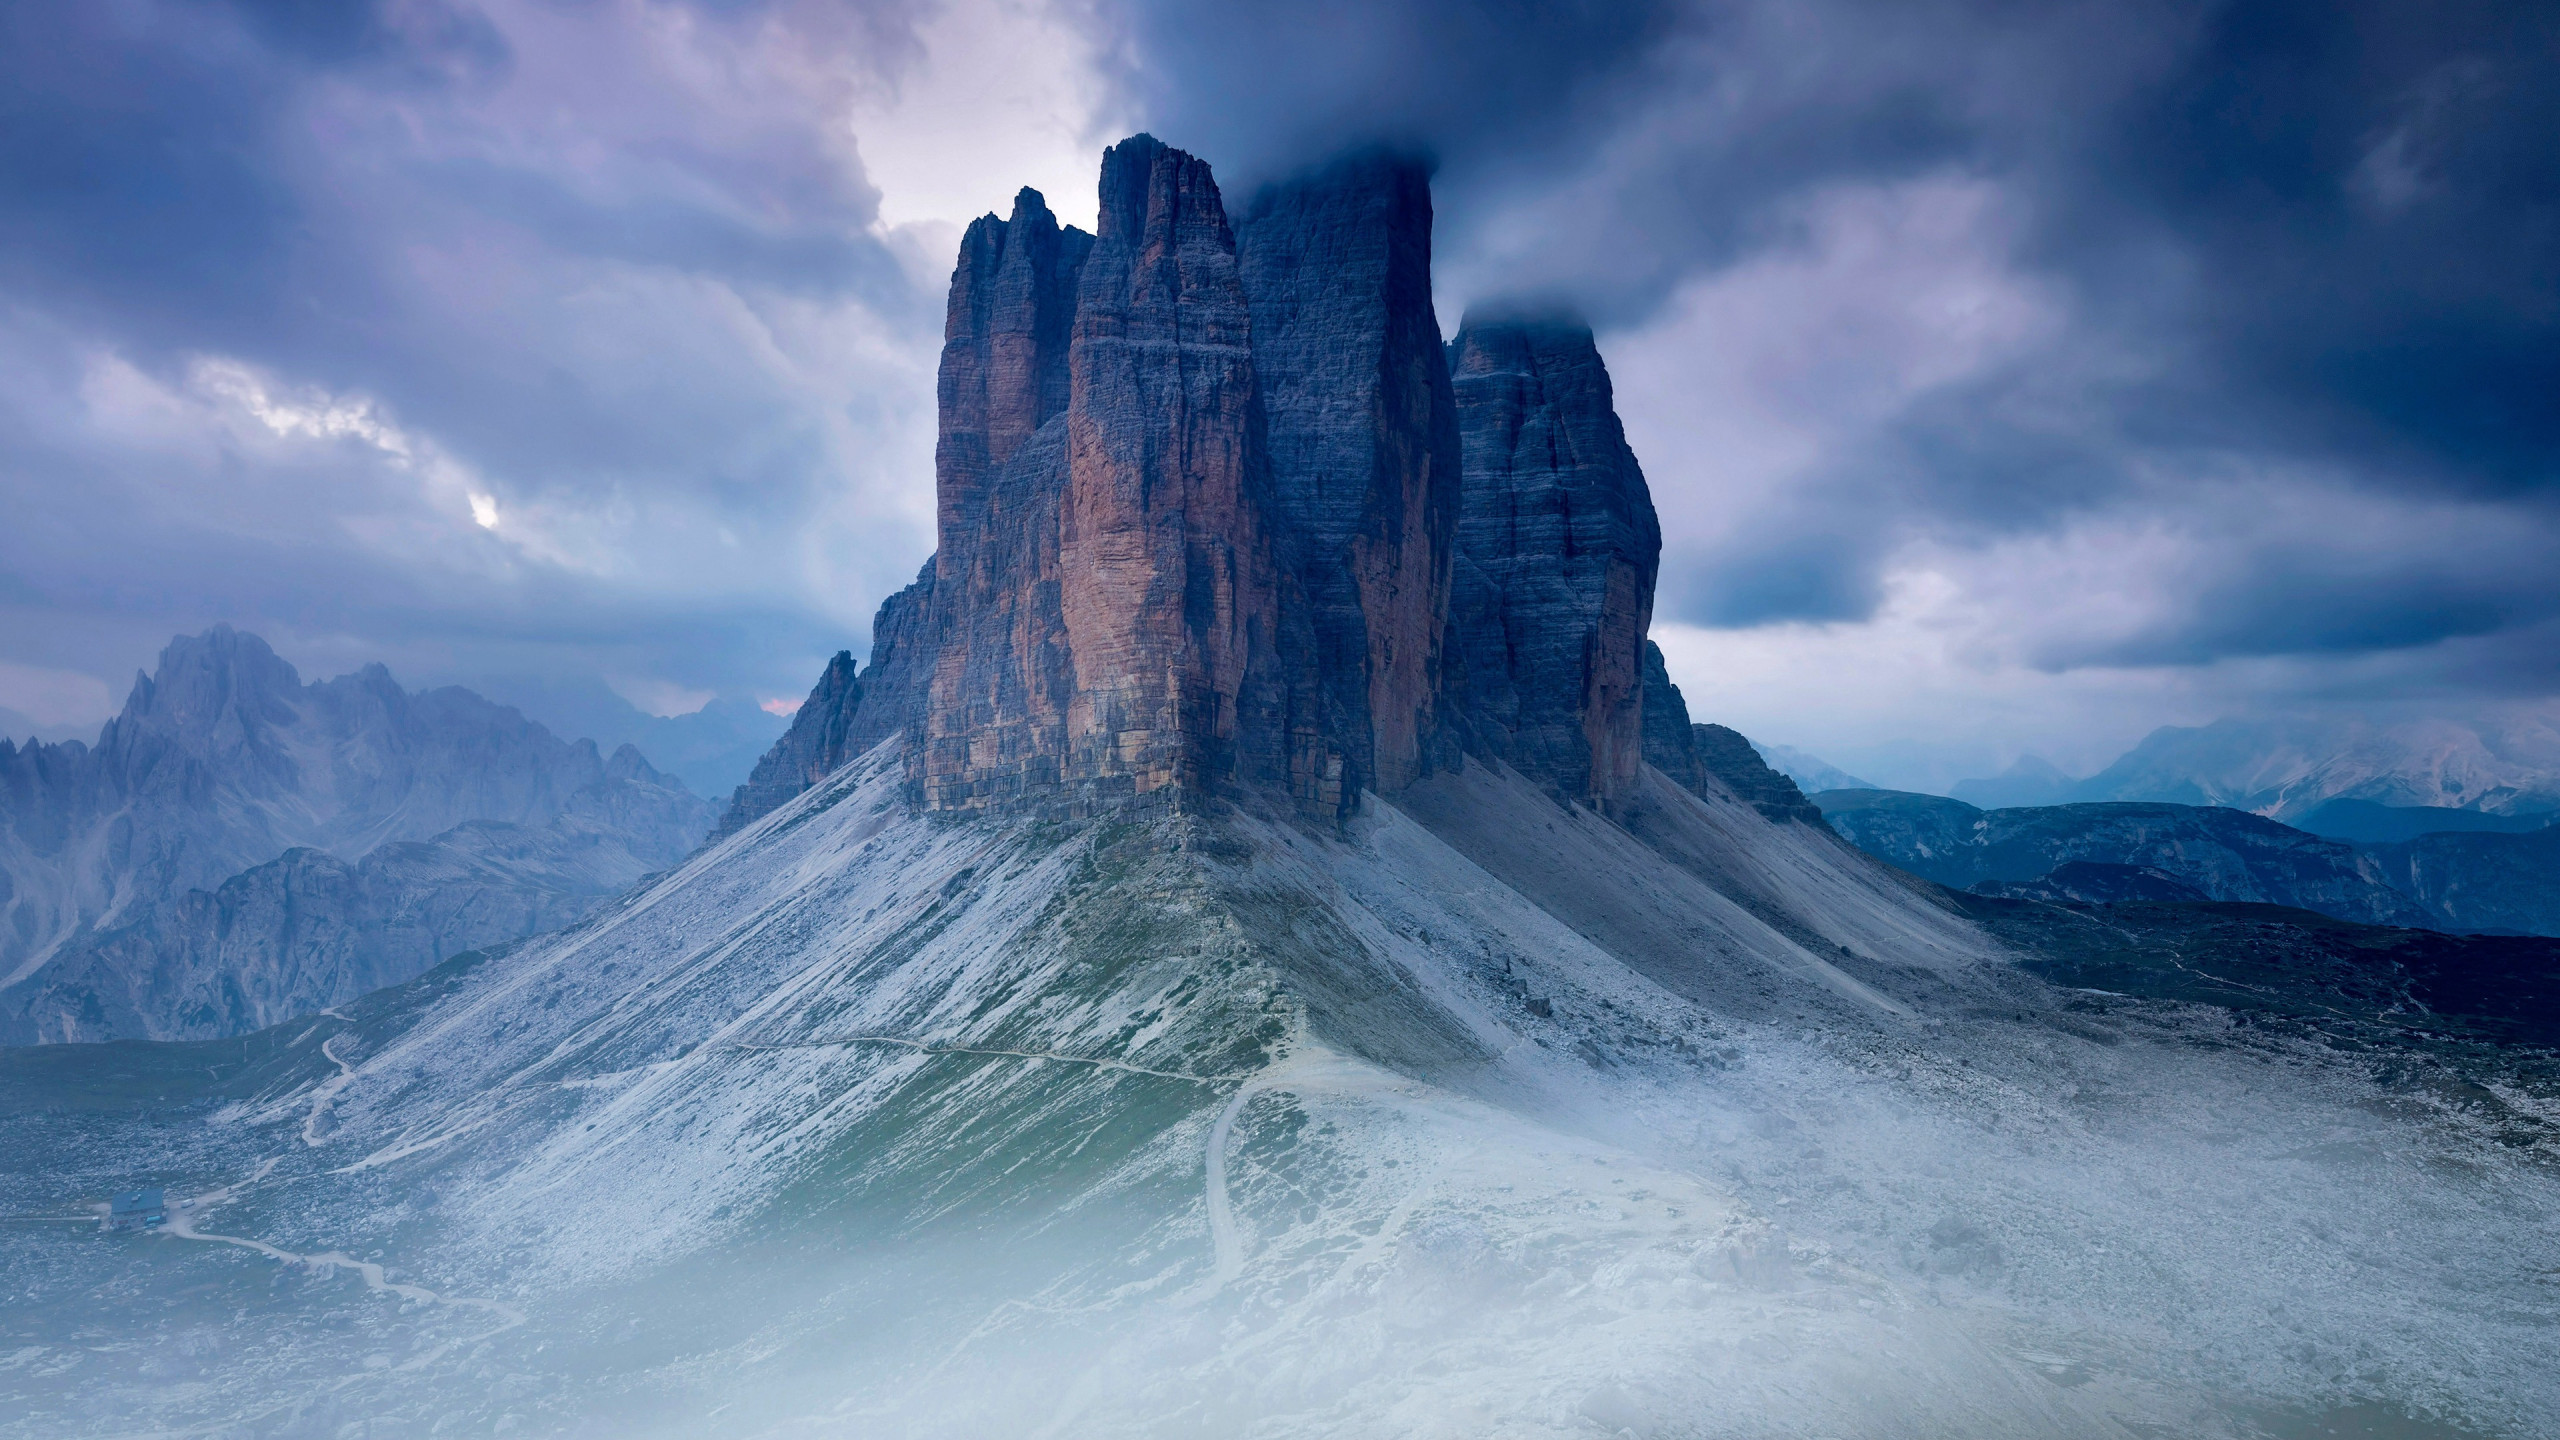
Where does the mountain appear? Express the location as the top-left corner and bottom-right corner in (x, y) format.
(2068, 713), (2560, 821)
(8, 136), (2554, 1439)
(1948, 754), (2078, 808)
(1812, 789), (2433, 928)
(2361, 826), (2560, 937)
(0, 627), (715, 1041)
(2293, 796), (2558, 844)
(1751, 740), (1876, 794)
(1969, 859), (2210, 904)
(474, 675), (792, 799)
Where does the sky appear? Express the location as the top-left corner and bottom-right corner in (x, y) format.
(1, 0), (2554, 792)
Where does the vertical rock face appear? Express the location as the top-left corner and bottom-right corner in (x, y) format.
(1444, 313), (1663, 808)
(933, 188), (1091, 584)
(1237, 151), (1461, 796)
(725, 139), (1678, 828)
(1042, 133), (1326, 812)
(919, 188), (1089, 814)
(715, 651), (862, 837)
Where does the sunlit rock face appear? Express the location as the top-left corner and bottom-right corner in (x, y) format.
(1443, 313), (1663, 810)
(1045, 134), (1330, 814)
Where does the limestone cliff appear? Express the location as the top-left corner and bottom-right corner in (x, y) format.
(724, 142), (1676, 829)
(1238, 150), (1461, 797)
(1444, 313), (1662, 809)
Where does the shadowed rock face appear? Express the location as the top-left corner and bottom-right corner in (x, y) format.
(1238, 151), (1461, 797)
(1445, 314), (1662, 809)
(718, 651), (861, 837)
(935, 187), (1091, 569)
(1639, 640), (1825, 827)
(919, 187), (1090, 815)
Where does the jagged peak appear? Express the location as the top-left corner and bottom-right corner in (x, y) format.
(1095, 133), (1228, 245)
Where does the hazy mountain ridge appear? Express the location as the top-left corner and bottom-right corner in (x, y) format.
(0, 627), (715, 1041)
(1952, 713), (2560, 822)
(1749, 740), (1876, 795)
(1812, 790), (2436, 928)
(1815, 787), (2560, 937)
(2360, 826), (2560, 938)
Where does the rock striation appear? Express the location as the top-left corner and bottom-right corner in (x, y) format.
(722, 137), (1682, 830)
(1443, 311), (1662, 810)
(1043, 135), (1324, 811)
(1237, 149), (1462, 797)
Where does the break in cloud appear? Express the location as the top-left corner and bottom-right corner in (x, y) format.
(2, 0), (2553, 790)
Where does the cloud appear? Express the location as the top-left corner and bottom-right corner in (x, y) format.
(0, 0), (966, 723)
(1108, 0), (2560, 681)
(0, 660), (118, 732)
(4, 0), (2555, 781)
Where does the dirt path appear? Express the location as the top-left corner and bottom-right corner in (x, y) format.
(299, 1031), (359, 1147)
(726, 1033), (1243, 1084)
(164, 1164), (524, 1373)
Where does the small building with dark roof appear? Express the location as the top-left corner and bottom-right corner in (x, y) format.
(108, 1188), (165, 1232)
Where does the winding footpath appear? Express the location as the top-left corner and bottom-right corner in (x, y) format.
(725, 1033), (1245, 1084)
(153, 1020), (527, 1393)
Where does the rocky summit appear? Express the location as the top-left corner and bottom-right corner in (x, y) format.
(725, 135), (1673, 834)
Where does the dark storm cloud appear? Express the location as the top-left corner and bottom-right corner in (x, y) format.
(1112, 0), (2560, 678)
(0, 0), (941, 734)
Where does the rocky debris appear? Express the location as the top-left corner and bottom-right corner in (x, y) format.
(1237, 149), (1462, 797)
(1443, 310), (1662, 810)
(1813, 789), (2432, 928)
(0, 627), (713, 1040)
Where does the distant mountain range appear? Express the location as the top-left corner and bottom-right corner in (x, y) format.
(1814, 788), (2560, 937)
(0, 627), (714, 1042)
(1948, 715), (2560, 825)
(1748, 741), (1876, 795)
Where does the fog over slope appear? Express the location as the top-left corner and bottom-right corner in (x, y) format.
(7, 739), (2551, 1436)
